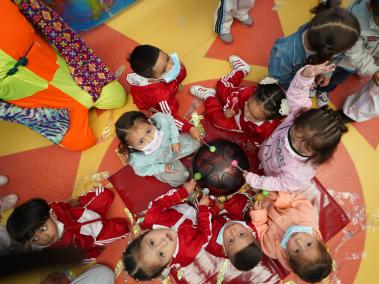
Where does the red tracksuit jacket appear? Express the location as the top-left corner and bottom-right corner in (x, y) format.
(141, 187), (212, 268)
(126, 65), (192, 133)
(48, 187), (129, 261)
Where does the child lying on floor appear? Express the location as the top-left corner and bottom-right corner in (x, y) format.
(7, 186), (129, 261)
(205, 193), (263, 271)
(123, 179), (212, 281)
(191, 55), (286, 146)
(250, 191), (332, 283)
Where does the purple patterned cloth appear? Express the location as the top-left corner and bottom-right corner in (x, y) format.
(15, 0), (115, 102)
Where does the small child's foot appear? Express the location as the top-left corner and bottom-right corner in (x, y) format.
(229, 55), (251, 74)
(0, 194), (18, 213)
(219, 33), (233, 44)
(239, 16), (254, 27)
(190, 85), (216, 100)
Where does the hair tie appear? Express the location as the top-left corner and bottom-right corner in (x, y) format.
(259, 77), (279, 85)
(279, 99), (289, 116)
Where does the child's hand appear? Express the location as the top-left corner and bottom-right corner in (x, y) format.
(199, 195), (210, 206)
(267, 191), (278, 201)
(253, 200), (262, 210)
(172, 143), (180, 153)
(189, 127), (202, 141)
(301, 62), (335, 78)
(224, 108), (236, 118)
(184, 179), (196, 194)
(315, 74), (331, 87)
(164, 164), (171, 173)
(243, 170), (249, 179)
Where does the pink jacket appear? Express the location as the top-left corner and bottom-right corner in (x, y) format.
(245, 68), (315, 192)
(249, 192), (321, 270)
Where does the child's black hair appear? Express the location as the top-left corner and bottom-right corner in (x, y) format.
(293, 106), (348, 166)
(128, 45), (161, 78)
(115, 111), (151, 158)
(306, 0), (360, 64)
(371, 0), (379, 16)
(288, 241), (332, 283)
(229, 241), (263, 271)
(123, 233), (166, 281)
(6, 198), (50, 245)
(254, 83), (286, 119)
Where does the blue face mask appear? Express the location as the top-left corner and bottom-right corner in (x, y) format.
(280, 225), (313, 249)
(162, 53), (181, 83)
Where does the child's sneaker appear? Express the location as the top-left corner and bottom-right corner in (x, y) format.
(229, 55), (251, 74)
(190, 86), (216, 100)
(239, 16), (254, 27)
(219, 33), (233, 44)
(0, 194), (18, 213)
(316, 91), (329, 107)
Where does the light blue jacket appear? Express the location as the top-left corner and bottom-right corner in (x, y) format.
(129, 112), (180, 176)
(268, 24), (308, 90)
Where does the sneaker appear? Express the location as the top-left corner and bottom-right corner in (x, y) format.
(0, 194), (18, 213)
(229, 55), (251, 74)
(239, 16), (254, 27)
(309, 86), (317, 98)
(316, 91), (329, 107)
(190, 85), (216, 100)
(219, 33), (233, 44)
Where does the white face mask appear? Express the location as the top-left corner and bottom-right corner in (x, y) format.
(140, 129), (163, 155)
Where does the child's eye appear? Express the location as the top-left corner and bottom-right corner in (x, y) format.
(239, 232), (245, 237)
(228, 238), (234, 243)
(294, 248), (300, 253)
(149, 240), (155, 246)
(139, 139), (144, 145)
(306, 242), (312, 247)
(40, 226), (47, 232)
(32, 237), (39, 243)
(159, 251), (165, 258)
(147, 129), (152, 134)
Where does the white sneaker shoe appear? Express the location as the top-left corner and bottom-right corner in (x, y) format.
(229, 55), (251, 74)
(240, 16), (254, 27)
(190, 85), (216, 100)
(316, 92), (329, 107)
(0, 194), (18, 213)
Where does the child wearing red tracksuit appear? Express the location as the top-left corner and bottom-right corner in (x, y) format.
(126, 45), (201, 140)
(7, 186), (129, 261)
(206, 193), (263, 271)
(191, 55), (287, 146)
(123, 180), (213, 281)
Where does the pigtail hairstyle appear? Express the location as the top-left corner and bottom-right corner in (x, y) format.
(123, 233), (166, 281)
(6, 198), (50, 245)
(293, 106), (348, 166)
(306, 1), (360, 65)
(115, 111), (151, 158)
(254, 83), (286, 119)
(128, 45), (160, 78)
(288, 241), (332, 283)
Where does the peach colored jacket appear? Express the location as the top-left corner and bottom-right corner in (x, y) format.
(249, 192), (322, 270)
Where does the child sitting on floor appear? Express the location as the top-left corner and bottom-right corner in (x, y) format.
(206, 193), (263, 271)
(123, 179), (212, 281)
(6, 186), (129, 261)
(191, 55), (286, 146)
(126, 45), (201, 141)
(243, 62), (349, 192)
(115, 111), (200, 187)
(250, 191), (332, 283)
